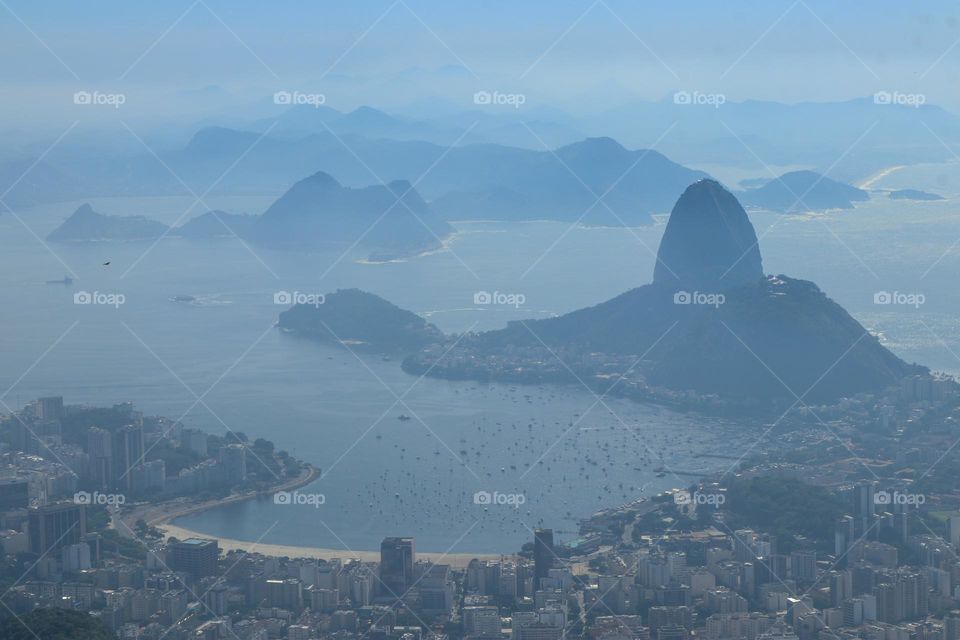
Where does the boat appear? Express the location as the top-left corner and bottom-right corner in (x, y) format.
(45, 275), (73, 285)
(397, 414), (411, 422)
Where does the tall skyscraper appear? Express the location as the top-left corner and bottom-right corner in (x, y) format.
(36, 396), (64, 420)
(379, 537), (415, 599)
(534, 528), (554, 587)
(167, 538), (219, 579)
(87, 427), (113, 489)
(112, 424), (145, 491)
(28, 502), (87, 555)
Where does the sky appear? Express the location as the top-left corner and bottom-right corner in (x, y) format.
(2, 0), (960, 126)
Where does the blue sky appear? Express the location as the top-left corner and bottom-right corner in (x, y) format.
(2, 0), (959, 123)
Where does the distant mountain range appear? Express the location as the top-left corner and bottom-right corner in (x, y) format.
(429, 137), (707, 224)
(740, 170), (870, 212)
(47, 172), (453, 260)
(7, 97), (958, 213)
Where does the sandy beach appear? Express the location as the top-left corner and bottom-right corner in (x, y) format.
(117, 464), (508, 568)
(156, 520), (505, 567)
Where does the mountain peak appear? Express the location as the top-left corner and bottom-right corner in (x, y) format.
(301, 171), (341, 188)
(653, 179), (764, 289)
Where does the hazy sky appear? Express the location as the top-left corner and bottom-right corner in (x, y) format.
(2, 0), (960, 125)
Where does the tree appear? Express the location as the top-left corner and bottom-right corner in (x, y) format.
(0, 608), (114, 640)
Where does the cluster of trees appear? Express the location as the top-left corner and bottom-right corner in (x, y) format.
(0, 609), (113, 640)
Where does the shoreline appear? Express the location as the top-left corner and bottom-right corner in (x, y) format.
(119, 464), (509, 567)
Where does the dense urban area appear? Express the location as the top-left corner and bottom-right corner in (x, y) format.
(2, 370), (960, 640)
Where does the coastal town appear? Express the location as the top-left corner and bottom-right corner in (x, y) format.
(2, 374), (960, 640)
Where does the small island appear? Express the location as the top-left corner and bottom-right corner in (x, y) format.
(47, 204), (169, 242)
(277, 288), (444, 353)
(888, 188), (945, 201)
(741, 170), (869, 212)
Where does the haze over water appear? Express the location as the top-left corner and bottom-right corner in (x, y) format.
(3, 160), (959, 553)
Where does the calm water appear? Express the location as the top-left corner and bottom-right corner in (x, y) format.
(2, 161), (959, 552)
